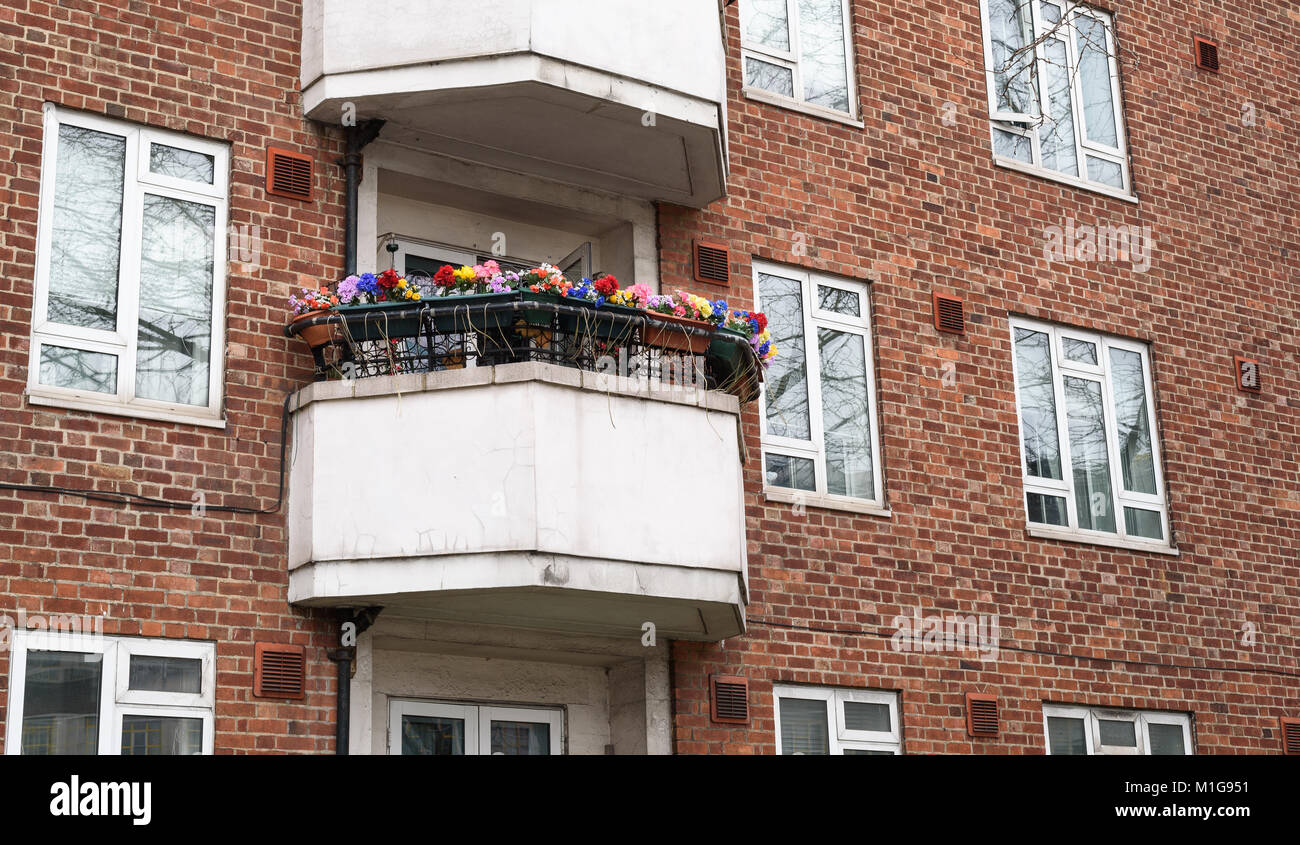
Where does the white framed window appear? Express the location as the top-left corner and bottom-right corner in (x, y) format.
(1043, 704), (1192, 755)
(1009, 317), (1170, 549)
(774, 685), (901, 754)
(388, 699), (563, 756)
(28, 103), (229, 427)
(755, 261), (884, 510)
(741, 0), (858, 119)
(978, 0), (1132, 198)
(4, 630), (215, 755)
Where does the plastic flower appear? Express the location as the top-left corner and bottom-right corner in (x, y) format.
(337, 275), (360, 304)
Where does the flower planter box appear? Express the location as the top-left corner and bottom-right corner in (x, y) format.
(709, 329), (761, 401)
(335, 302), (425, 340)
(428, 291), (519, 333)
(644, 312), (713, 354)
(290, 310), (338, 349)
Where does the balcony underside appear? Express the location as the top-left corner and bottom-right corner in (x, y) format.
(290, 551), (745, 641)
(304, 56), (725, 207)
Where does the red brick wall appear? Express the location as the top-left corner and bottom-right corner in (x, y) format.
(666, 0), (1300, 753)
(0, 0), (342, 753)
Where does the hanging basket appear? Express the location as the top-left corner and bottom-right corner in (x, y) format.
(643, 312), (713, 354)
(291, 309), (337, 349)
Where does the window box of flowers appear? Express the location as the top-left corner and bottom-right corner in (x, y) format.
(288, 287), (341, 349)
(426, 261), (521, 334)
(332, 269), (426, 340)
(711, 309), (774, 400)
(642, 291), (720, 355)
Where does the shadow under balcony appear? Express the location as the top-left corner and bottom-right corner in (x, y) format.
(301, 0), (727, 207)
(284, 297), (759, 641)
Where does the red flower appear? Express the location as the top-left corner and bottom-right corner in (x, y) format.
(593, 275), (618, 297)
(433, 265), (455, 287)
(378, 268), (401, 289)
(752, 311), (768, 333)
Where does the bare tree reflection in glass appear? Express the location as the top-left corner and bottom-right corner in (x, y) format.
(49, 125), (126, 331)
(136, 195), (215, 406)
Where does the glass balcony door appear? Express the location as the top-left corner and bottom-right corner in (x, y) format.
(389, 699), (562, 756)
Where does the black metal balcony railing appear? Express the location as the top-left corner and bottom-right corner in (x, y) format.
(284, 292), (764, 403)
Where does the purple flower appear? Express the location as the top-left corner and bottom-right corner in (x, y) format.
(337, 275), (360, 303)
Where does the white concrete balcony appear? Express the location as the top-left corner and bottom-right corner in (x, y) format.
(287, 360), (749, 641)
(301, 0), (728, 207)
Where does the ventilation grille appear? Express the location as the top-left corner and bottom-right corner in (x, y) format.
(1234, 356), (1261, 392)
(966, 693), (999, 737)
(266, 146), (314, 201)
(693, 240), (731, 286)
(710, 675), (749, 724)
(933, 292), (965, 334)
(1194, 37), (1220, 72)
(254, 642), (306, 699)
(1283, 718), (1300, 755)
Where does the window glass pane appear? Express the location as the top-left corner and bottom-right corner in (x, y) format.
(797, 0), (850, 112)
(992, 127), (1033, 162)
(987, 0), (1037, 115)
(844, 749), (893, 755)
(1108, 348), (1157, 494)
(780, 697), (830, 755)
(149, 143), (214, 184)
(817, 285), (860, 316)
(1046, 716), (1086, 755)
(1075, 15), (1118, 147)
(1027, 492), (1068, 526)
(120, 715), (203, 755)
(128, 655), (202, 694)
(1085, 156), (1123, 187)
(21, 651), (103, 755)
(759, 272), (810, 440)
(1098, 718), (1137, 747)
(1064, 375), (1116, 533)
(843, 701), (890, 732)
(1039, 2), (1062, 24)
(1123, 507), (1163, 540)
(1013, 328), (1062, 480)
(136, 194), (215, 406)
(745, 57), (795, 98)
(818, 328), (874, 499)
(39, 345), (118, 394)
(1040, 38), (1079, 177)
(1148, 723), (1186, 755)
(1062, 337), (1097, 365)
(400, 715), (465, 755)
(765, 453), (816, 492)
(742, 0), (791, 51)
(49, 124), (125, 331)
(489, 720), (551, 755)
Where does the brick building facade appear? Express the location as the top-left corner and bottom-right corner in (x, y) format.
(0, 0), (1294, 755)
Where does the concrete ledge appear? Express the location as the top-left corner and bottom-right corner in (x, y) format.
(291, 360), (742, 417)
(290, 552), (746, 641)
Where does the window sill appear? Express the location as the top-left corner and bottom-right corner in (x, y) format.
(742, 87), (865, 128)
(1026, 525), (1178, 556)
(991, 155), (1139, 204)
(27, 391), (227, 429)
(763, 488), (890, 517)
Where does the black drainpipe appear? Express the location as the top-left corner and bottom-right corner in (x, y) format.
(330, 607), (383, 755)
(341, 120), (385, 276)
